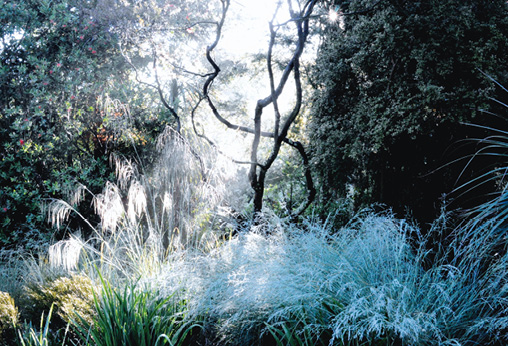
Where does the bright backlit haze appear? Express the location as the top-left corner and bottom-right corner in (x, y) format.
(222, 0), (291, 55)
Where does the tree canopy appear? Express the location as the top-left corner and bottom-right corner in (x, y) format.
(2, 0), (508, 248)
(0, 0), (166, 247)
(308, 0), (508, 223)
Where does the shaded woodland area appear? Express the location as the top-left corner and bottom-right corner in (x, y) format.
(1, 0), (508, 345)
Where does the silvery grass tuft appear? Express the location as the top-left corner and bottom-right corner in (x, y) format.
(45, 126), (246, 281)
(148, 214), (421, 344)
(146, 212), (508, 345)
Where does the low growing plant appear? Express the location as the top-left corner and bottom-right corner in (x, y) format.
(22, 262), (96, 332)
(0, 291), (18, 344)
(17, 304), (69, 346)
(73, 276), (201, 346)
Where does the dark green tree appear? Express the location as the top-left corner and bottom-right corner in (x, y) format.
(308, 0), (508, 223)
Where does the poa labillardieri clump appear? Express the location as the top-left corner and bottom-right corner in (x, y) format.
(147, 212), (508, 346)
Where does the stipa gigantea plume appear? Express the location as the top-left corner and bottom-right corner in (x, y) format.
(45, 199), (95, 232)
(67, 183), (87, 208)
(143, 126), (237, 248)
(93, 182), (125, 233)
(126, 179), (147, 225)
(48, 236), (83, 272)
(47, 200), (74, 231)
(111, 154), (138, 191)
(45, 125), (244, 280)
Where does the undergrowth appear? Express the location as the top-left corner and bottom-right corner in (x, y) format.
(3, 114), (508, 345)
(144, 212), (508, 345)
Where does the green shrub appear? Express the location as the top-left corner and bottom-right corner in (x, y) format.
(0, 291), (19, 343)
(24, 274), (96, 330)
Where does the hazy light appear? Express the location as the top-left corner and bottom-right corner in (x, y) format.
(329, 7), (345, 30)
(329, 8), (339, 22)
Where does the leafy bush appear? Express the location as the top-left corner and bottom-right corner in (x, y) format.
(0, 291), (18, 343)
(309, 0), (508, 223)
(0, 0), (165, 250)
(23, 272), (96, 331)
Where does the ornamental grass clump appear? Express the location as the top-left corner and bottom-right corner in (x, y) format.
(148, 212), (508, 346)
(45, 126), (244, 284)
(149, 214), (425, 345)
(0, 248), (27, 318)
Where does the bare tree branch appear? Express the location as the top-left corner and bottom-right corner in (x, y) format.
(191, 96), (262, 167)
(152, 47), (181, 133)
(119, 43), (181, 133)
(168, 60), (214, 78)
(286, 139), (316, 219)
(198, 0), (318, 217)
(268, 20), (282, 142)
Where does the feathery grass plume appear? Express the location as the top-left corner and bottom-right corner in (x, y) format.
(151, 127), (237, 248)
(48, 237), (83, 272)
(65, 183), (87, 208)
(45, 199), (95, 233)
(44, 124), (244, 282)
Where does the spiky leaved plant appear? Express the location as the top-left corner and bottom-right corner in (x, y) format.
(17, 304), (69, 346)
(437, 75), (508, 345)
(73, 275), (200, 346)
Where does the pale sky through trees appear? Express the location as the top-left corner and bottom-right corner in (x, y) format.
(223, 0), (290, 56)
(198, 0), (287, 159)
(204, 0), (318, 161)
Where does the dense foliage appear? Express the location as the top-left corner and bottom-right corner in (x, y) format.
(0, 0), (167, 249)
(309, 0), (508, 223)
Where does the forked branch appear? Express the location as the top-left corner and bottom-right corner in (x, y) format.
(199, 0), (318, 218)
